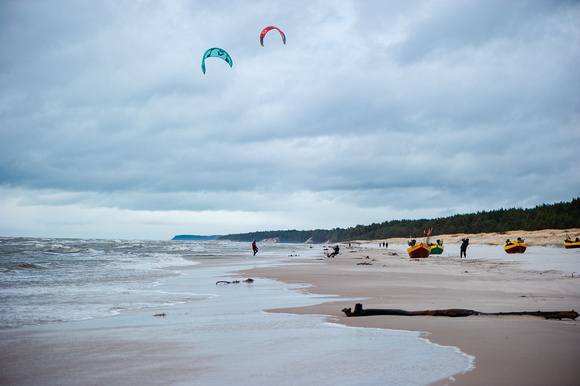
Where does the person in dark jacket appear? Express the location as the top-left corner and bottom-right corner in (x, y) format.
(328, 244), (340, 258)
(460, 238), (469, 258)
(252, 240), (258, 256)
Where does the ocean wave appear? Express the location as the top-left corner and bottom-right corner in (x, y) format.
(17, 262), (38, 269)
(0, 237), (249, 329)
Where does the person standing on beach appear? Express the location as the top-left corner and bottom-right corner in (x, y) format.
(460, 238), (469, 258)
(252, 240), (258, 256)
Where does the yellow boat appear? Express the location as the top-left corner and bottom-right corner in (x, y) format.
(504, 238), (527, 254)
(564, 236), (580, 249)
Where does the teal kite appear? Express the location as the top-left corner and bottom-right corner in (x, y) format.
(201, 48), (233, 74)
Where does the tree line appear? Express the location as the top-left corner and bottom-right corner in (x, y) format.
(221, 198), (580, 243)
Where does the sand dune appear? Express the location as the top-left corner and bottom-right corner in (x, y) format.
(358, 228), (580, 247)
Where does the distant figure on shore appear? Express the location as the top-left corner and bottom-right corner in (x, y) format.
(460, 238), (469, 258)
(252, 240), (258, 256)
(327, 244), (340, 258)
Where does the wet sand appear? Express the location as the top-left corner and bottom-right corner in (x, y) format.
(242, 229), (580, 385)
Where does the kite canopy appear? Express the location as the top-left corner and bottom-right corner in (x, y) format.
(201, 48), (233, 74)
(260, 26), (286, 47)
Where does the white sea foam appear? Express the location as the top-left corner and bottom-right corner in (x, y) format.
(154, 257), (474, 385)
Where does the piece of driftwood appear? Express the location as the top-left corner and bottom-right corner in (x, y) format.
(216, 278), (254, 285)
(342, 303), (578, 320)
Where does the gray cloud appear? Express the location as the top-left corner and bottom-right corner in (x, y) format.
(1, 0), (578, 239)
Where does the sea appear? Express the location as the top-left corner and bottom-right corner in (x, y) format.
(0, 237), (474, 385)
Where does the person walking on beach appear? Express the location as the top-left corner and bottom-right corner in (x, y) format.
(460, 238), (469, 258)
(252, 240), (258, 256)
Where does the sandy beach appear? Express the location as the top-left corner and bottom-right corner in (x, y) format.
(242, 229), (580, 385)
(1, 230), (579, 385)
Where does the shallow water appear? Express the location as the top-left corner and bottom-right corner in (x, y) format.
(166, 259), (473, 385)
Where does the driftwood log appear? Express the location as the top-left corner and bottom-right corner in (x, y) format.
(216, 278), (255, 285)
(342, 303), (578, 320)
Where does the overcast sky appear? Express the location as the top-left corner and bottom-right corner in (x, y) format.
(1, 0), (579, 240)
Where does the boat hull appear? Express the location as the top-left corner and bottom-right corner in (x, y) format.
(429, 245), (444, 255)
(564, 241), (580, 249)
(504, 242), (527, 254)
(408, 243), (431, 258)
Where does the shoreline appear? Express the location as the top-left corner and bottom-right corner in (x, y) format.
(240, 239), (580, 385)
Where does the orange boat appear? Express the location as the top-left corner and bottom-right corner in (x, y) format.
(407, 239), (431, 258)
